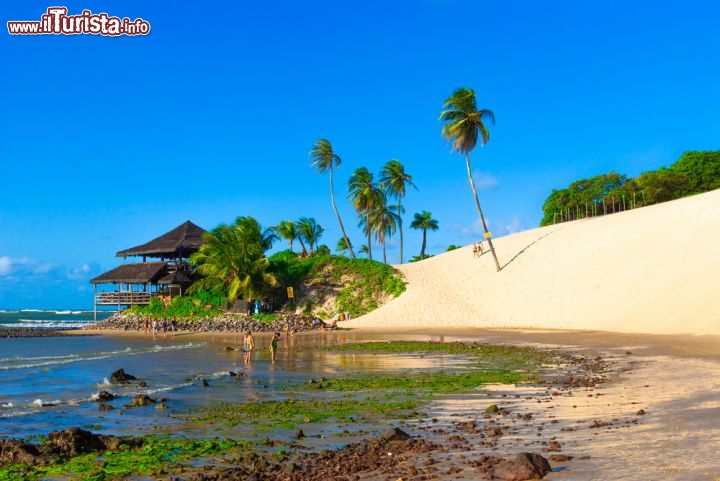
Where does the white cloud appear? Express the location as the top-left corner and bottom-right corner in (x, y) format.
(503, 216), (524, 235)
(0, 256), (11, 276)
(472, 170), (498, 191)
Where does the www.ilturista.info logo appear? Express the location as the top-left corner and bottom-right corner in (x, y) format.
(7, 7), (150, 36)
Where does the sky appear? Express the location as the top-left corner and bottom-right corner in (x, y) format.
(1, 0), (719, 309)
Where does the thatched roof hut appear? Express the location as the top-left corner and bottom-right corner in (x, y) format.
(90, 221), (206, 316)
(90, 262), (167, 285)
(116, 220), (206, 260)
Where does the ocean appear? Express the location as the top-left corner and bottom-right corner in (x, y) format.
(0, 309), (114, 330)
(0, 317), (444, 442)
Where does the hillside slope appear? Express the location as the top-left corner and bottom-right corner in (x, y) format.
(345, 189), (720, 335)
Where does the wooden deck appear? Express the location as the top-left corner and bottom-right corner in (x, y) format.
(95, 292), (152, 305)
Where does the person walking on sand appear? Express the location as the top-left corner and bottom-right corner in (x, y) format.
(243, 331), (255, 363)
(269, 331), (281, 365)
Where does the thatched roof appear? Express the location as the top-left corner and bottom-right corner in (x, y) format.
(90, 262), (167, 284)
(116, 220), (206, 259)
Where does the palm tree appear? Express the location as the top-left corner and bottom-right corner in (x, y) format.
(336, 237), (353, 255)
(296, 217), (324, 255)
(368, 199), (400, 264)
(188, 217), (278, 303)
(379, 159), (416, 264)
(410, 210), (439, 260)
(276, 220), (298, 252)
(348, 167), (383, 260)
(310, 139), (356, 259)
(439, 87), (501, 271)
(235, 216), (277, 252)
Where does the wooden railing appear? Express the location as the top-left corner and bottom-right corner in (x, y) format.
(96, 292), (152, 305)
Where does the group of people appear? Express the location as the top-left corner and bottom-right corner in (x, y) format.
(144, 317), (177, 337)
(472, 240), (485, 257)
(242, 331), (281, 364)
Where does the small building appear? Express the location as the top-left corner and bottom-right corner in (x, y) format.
(90, 220), (206, 319)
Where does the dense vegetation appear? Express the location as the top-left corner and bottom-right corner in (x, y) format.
(268, 250), (406, 318)
(540, 150), (720, 226)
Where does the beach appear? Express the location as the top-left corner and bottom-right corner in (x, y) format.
(3, 192), (720, 480)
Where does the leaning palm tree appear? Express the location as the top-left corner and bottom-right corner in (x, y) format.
(410, 210), (439, 260)
(188, 217), (278, 303)
(368, 199), (400, 264)
(310, 139), (356, 259)
(348, 167), (383, 260)
(296, 217), (324, 255)
(276, 220), (298, 252)
(379, 159), (416, 264)
(439, 87), (501, 271)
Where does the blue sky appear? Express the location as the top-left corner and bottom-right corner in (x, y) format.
(1, 0), (719, 309)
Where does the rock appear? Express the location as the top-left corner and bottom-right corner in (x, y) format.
(138, 381), (148, 387)
(486, 404), (499, 413)
(94, 391), (115, 402)
(0, 439), (41, 464)
(46, 428), (107, 457)
(295, 428), (305, 439)
(110, 368), (137, 383)
(381, 427), (410, 442)
(636, 409), (646, 415)
(130, 394), (155, 407)
(493, 453), (551, 481)
(202, 379), (210, 387)
(155, 403), (167, 410)
(98, 403), (113, 411)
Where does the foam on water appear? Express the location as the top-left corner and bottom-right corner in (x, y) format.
(0, 342), (205, 371)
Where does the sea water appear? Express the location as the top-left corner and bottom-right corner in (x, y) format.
(0, 324), (466, 441)
(0, 309), (114, 330)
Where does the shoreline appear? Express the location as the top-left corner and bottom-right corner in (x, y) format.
(2, 329), (719, 479)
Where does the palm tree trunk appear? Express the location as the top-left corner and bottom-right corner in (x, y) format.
(397, 201), (404, 264)
(466, 153), (501, 272)
(382, 237), (387, 264)
(420, 228), (427, 260)
(330, 169), (356, 258)
(365, 212), (373, 260)
(298, 238), (308, 256)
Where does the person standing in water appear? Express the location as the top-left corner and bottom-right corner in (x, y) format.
(269, 332), (281, 365)
(243, 331), (254, 363)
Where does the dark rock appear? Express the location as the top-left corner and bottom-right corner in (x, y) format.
(138, 381), (148, 388)
(486, 404), (499, 413)
(493, 453), (551, 481)
(110, 368), (136, 383)
(202, 379), (210, 387)
(130, 395), (155, 407)
(381, 427), (410, 442)
(95, 391), (115, 402)
(295, 428), (305, 439)
(98, 403), (113, 411)
(636, 409), (646, 415)
(0, 439), (41, 464)
(46, 427), (106, 457)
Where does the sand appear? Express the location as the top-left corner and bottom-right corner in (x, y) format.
(345, 189), (720, 335)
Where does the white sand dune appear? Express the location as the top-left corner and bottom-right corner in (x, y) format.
(346, 188), (720, 335)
